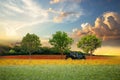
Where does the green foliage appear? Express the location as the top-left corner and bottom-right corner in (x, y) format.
(9, 49), (16, 54)
(2, 46), (69, 55)
(21, 33), (41, 55)
(12, 46), (28, 55)
(49, 31), (73, 54)
(0, 45), (11, 55)
(41, 47), (52, 54)
(77, 35), (102, 55)
(38, 47), (60, 55)
(13, 46), (22, 52)
(32, 47), (70, 55)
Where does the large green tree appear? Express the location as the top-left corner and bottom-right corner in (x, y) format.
(21, 33), (41, 56)
(49, 31), (73, 58)
(77, 35), (102, 56)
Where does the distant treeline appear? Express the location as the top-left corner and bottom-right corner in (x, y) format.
(0, 45), (69, 55)
(0, 45), (86, 56)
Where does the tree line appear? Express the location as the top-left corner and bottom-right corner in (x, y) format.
(0, 31), (102, 56)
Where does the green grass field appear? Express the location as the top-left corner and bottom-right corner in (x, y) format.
(0, 65), (120, 80)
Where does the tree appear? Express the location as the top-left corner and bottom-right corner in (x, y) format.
(77, 35), (102, 56)
(49, 31), (73, 58)
(21, 33), (41, 57)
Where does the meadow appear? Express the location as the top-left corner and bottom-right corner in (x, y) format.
(0, 57), (120, 80)
(0, 65), (120, 80)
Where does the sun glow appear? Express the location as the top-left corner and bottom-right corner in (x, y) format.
(6, 27), (17, 37)
(95, 46), (120, 56)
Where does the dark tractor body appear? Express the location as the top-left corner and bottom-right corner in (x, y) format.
(66, 52), (86, 59)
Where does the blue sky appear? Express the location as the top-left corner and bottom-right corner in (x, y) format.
(0, 0), (120, 38)
(0, 0), (120, 55)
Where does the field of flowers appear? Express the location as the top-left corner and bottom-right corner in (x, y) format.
(0, 56), (120, 65)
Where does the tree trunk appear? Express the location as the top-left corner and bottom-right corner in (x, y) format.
(89, 50), (93, 59)
(90, 51), (92, 56)
(60, 48), (64, 59)
(61, 53), (63, 59)
(29, 51), (31, 59)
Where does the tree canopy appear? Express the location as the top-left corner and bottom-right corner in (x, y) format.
(49, 31), (73, 56)
(21, 33), (41, 55)
(77, 35), (102, 55)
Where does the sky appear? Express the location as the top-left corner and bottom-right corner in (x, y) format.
(0, 0), (120, 55)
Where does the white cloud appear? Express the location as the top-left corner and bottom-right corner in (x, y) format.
(48, 8), (83, 23)
(22, 0), (48, 18)
(72, 28), (78, 32)
(71, 12), (120, 55)
(50, 0), (62, 4)
(72, 12), (120, 41)
(4, 4), (24, 13)
(0, 0), (49, 40)
(49, 0), (83, 23)
(81, 23), (91, 30)
(50, 0), (82, 4)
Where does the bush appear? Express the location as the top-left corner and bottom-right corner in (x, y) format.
(32, 47), (60, 55)
(0, 45), (11, 56)
(9, 49), (16, 54)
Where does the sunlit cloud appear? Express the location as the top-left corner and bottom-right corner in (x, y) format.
(72, 12), (120, 41)
(41, 38), (51, 47)
(0, 0), (49, 40)
(95, 46), (120, 56)
(72, 28), (78, 33)
(4, 4), (24, 13)
(0, 0), (83, 40)
(50, 0), (82, 4)
(52, 11), (81, 23)
(48, 0), (83, 23)
(50, 0), (62, 4)
(70, 12), (120, 55)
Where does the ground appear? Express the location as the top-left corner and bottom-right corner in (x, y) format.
(0, 56), (120, 80)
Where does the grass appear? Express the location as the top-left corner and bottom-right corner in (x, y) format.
(0, 65), (120, 80)
(0, 57), (120, 80)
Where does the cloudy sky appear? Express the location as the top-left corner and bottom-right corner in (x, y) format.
(0, 0), (120, 55)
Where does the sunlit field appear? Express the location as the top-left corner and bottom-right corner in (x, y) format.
(0, 56), (120, 65)
(0, 57), (120, 80)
